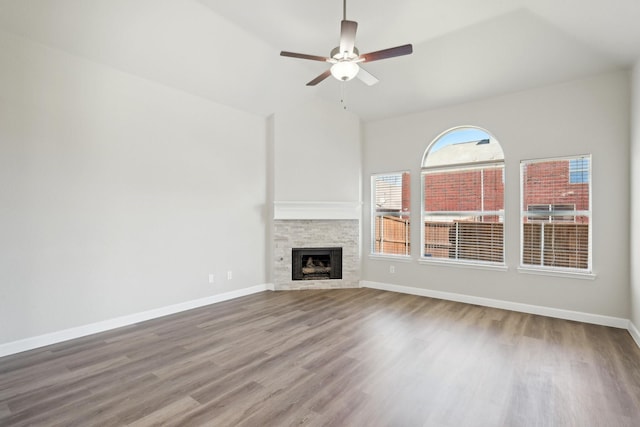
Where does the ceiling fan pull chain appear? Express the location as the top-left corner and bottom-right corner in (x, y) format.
(341, 82), (348, 110)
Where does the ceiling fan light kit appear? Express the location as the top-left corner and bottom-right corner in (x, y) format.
(280, 0), (413, 87)
(331, 61), (360, 81)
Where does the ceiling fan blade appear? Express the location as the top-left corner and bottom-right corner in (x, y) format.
(280, 51), (331, 62)
(306, 69), (332, 86)
(339, 20), (358, 55)
(361, 44), (413, 62)
(357, 66), (379, 86)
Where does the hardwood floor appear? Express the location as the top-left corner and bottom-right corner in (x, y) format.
(1, 288), (639, 426)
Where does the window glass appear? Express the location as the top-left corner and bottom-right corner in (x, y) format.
(569, 158), (590, 184)
(372, 172), (410, 256)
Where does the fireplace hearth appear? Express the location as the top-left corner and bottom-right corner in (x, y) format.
(292, 247), (342, 281)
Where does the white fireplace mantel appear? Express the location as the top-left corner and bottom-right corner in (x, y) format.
(273, 201), (361, 220)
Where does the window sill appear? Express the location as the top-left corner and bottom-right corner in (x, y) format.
(369, 254), (413, 263)
(517, 267), (596, 280)
(417, 258), (508, 272)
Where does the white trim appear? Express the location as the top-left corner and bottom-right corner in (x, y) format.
(0, 284), (271, 358)
(418, 258), (508, 272)
(517, 266), (597, 280)
(360, 280), (628, 329)
(368, 254), (413, 262)
(629, 321), (640, 350)
(274, 201), (361, 220)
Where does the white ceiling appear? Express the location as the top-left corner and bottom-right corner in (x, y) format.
(0, 0), (639, 121)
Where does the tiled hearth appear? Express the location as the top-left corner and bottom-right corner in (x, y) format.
(272, 202), (360, 290)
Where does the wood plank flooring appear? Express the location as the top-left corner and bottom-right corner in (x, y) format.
(1, 288), (640, 426)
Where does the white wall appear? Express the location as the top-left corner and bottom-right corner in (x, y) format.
(272, 99), (361, 203)
(631, 62), (640, 329)
(0, 30), (267, 344)
(363, 70), (630, 318)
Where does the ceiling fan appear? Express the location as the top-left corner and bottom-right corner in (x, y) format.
(280, 0), (413, 86)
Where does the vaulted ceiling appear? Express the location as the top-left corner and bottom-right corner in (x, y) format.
(1, 0), (639, 120)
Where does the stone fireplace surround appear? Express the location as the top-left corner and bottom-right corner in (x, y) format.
(272, 202), (360, 290)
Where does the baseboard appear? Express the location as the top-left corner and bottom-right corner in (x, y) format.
(360, 281), (629, 329)
(629, 321), (640, 350)
(0, 284), (271, 358)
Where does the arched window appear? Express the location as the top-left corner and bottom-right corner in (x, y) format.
(421, 127), (505, 266)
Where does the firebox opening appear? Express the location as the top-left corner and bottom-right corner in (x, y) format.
(292, 247), (342, 281)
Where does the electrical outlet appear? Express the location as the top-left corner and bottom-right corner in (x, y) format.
(209, 274), (215, 284)
(390, 265), (395, 274)
(227, 271), (233, 280)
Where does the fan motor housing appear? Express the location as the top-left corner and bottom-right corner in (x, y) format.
(331, 46), (359, 60)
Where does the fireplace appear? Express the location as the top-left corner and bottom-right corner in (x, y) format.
(292, 247), (342, 281)
(273, 218), (358, 290)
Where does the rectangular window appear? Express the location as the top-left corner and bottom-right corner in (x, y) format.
(371, 172), (410, 256)
(569, 158), (590, 184)
(422, 163), (505, 264)
(521, 155), (591, 272)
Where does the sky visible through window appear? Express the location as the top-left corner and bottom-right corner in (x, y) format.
(430, 127), (491, 153)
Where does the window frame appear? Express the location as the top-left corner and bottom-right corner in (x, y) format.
(370, 171), (411, 258)
(519, 155), (593, 276)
